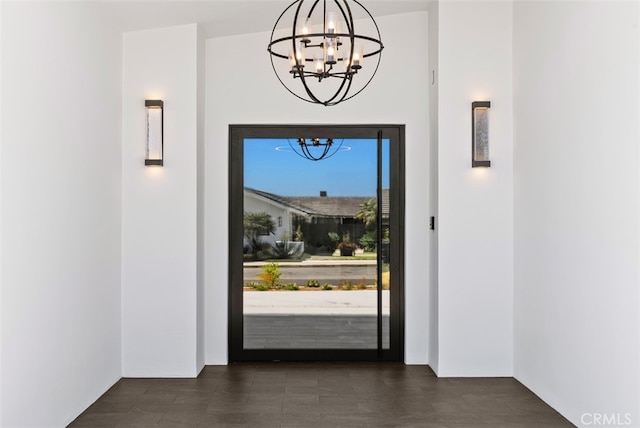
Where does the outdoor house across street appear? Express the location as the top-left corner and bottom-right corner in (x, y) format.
(244, 187), (389, 251)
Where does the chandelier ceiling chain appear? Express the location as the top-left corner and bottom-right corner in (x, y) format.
(268, 0), (384, 107)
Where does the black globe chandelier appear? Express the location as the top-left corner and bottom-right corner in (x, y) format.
(292, 137), (344, 161)
(268, 0), (384, 107)
(276, 138), (350, 161)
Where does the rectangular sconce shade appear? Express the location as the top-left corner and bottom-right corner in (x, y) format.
(145, 99), (163, 166)
(472, 101), (491, 167)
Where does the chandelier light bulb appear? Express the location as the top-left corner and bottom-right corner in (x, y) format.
(300, 20), (311, 43)
(352, 44), (363, 69)
(326, 45), (335, 64)
(326, 11), (336, 35)
(314, 54), (324, 74)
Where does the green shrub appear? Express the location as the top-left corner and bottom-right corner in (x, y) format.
(305, 279), (320, 288)
(340, 280), (354, 290)
(321, 283), (332, 290)
(284, 283), (299, 291)
(247, 281), (270, 291)
(358, 230), (377, 252)
(259, 263), (281, 289)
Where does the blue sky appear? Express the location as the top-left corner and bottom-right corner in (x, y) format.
(244, 138), (390, 197)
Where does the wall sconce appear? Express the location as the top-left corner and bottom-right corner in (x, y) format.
(472, 101), (490, 167)
(145, 100), (163, 166)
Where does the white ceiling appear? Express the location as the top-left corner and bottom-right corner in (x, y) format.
(101, 0), (430, 38)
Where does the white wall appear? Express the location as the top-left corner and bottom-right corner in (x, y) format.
(513, 1), (640, 426)
(196, 24), (206, 376)
(436, 1), (514, 376)
(1, 2), (122, 426)
(428, 0), (440, 373)
(205, 12), (430, 364)
(0, 2), (5, 423)
(121, 24), (204, 377)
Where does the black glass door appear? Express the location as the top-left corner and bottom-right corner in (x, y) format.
(229, 125), (404, 361)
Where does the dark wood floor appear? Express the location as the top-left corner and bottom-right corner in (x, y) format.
(69, 363), (574, 427)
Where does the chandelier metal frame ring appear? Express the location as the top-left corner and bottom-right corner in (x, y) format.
(268, 0), (384, 106)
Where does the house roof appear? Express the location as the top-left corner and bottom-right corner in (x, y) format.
(283, 196), (373, 218)
(245, 187), (389, 218)
(245, 187), (316, 216)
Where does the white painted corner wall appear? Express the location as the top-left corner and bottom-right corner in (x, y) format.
(121, 23), (204, 377)
(427, 0), (440, 374)
(196, 24), (207, 374)
(0, 2), (4, 424)
(513, 1), (640, 426)
(1, 2), (122, 426)
(436, 1), (514, 377)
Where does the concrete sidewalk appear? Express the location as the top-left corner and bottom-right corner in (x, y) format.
(243, 290), (390, 315)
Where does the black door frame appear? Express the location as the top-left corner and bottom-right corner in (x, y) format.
(228, 124), (405, 362)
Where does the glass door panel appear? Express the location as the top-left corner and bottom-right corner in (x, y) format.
(242, 137), (384, 350)
(228, 125), (403, 362)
